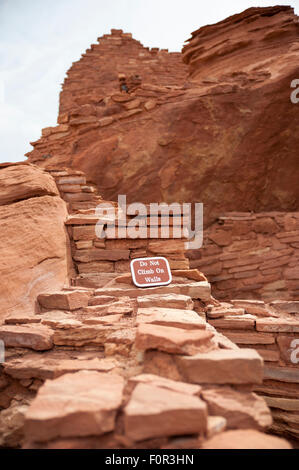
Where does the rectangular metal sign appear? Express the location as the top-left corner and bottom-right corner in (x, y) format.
(130, 257), (172, 288)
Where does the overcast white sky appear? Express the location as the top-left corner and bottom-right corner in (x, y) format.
(0, 0), (298, 163)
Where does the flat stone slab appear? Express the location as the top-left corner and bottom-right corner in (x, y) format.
(38, 290), (91, 311)
(270, 301), (299, 314)
(128, 374), (202, 396)
(176, 349), (263, 384)
(95, 281), (211, 302)
(207, 307), (245, 319)
(41, 317), (82, 329)
(201, 387), (272, 430)
(231, 300), (275, 317)
(263, 366), (299, 384)
(137, 307), (206, 330)
(124, 382), (207, 442)
(4, 355), (116, 380)
(221, 331), (275, 345)
(137, 294), (194, 310)
(256, 318), (299, 333)
(88, 295), (127, 306)
(209, 315), (256, 330)
(135, 323), (214, 355)
(25, 371), (124, 441)
(4, 314), (42, 325)
(74, 249), (130, 263)
(83, 314), (124, 325)
(66, 215), (105, 225)
(0, 325), (53, 351)
(261, 396), (299, 412)
(83, 300), (133, 316)
(52, 325), (120, 347)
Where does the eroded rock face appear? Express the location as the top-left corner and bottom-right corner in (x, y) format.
(0, 164), (59, 205)
(27, 7), (299, 223)
(0, 163), (73, 321)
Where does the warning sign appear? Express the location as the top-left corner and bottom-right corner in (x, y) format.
(130, 257), (172, 288)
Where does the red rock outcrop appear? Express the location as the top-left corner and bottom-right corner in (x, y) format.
(26, 6), (299, 224)
(0, 163), (74, 321)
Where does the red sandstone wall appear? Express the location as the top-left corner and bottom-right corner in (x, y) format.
(187, 212), (299, 301)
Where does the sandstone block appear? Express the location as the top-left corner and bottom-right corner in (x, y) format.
(261, 396), (299, 412)
(176, 349), (263, 384)
(124, 382), (207, 441)
(222, 331), (275, 344)
(83, 300), (133, 316)
(284, 266), (299, 280)
(137, 307), (206, 330)
(270, 300), (299, 314)
(168, 259), (190, 270)
(137, 293), (193, 310)
(25, 371), (124, 441)
(208, 315), (255, 330)
(57, 176), (86, 185)
(83, 314), (123, 325)
(230, 299), (273, 317)
(53, 325), (117, 347)
(62, 192), (93, 203)
(75, 241), (93, 250)
(74, 249), (130, 262)
(148, 239), (185, 254)
(208, 231), (232, 246)
(135, 323), (214, 355)
(256, 318), (299, 333)
(128, 373), (201, 396)
(4, 355), (116, 380)
(263, 366), (299, 383)
(207, 307), (245, 319)
(95, 282), (210, 300)
(38, 290), (91, 311)
(72, 226), (97, 240)
(57, 184), (82, 193)
(77, 261), (114, 273)
(0, 325), (53, 351)
(254, 348), (280, 362)
(201, 387), (272, 430)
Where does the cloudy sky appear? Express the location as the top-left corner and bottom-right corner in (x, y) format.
(0, 0), (298, 163)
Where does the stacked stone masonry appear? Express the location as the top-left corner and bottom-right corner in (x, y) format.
(45, 167), (191, 287)
(59, 29), (187, 115)
(187, 212), (299, 302)
(206, 299), (299, 440)
(1, 278), (292, 449)
(46, 167), (103, 213)
(27, 29), (188, 166)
